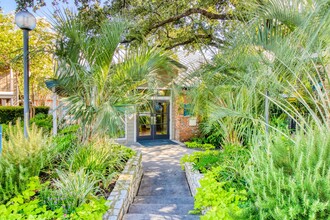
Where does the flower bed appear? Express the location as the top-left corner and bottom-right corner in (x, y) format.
(0, 123), (136, 219)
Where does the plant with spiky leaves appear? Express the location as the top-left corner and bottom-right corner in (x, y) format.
(52, 11), (176, 141)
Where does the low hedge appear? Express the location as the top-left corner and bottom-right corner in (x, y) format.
(0, 106), (50, 124)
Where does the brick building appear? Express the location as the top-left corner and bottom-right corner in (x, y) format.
(116, 51), (210, 144)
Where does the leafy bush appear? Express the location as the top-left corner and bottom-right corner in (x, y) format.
(0, 106), (50, 124)
(182, 145), (254, 219)
(245, 127), (330, 219)
(181, 150), (222, 173)
(181, 144), (249, 174)
(30, 113), (53, 132)
(70, 197), (108, 220)
(184, 141), (215, 150)
(0, 106), (23, 124)
(35, 106), (50, 115)
(194, 167), (251, 220)
(0, 121), (53, 202)
(0, 119), (133, 218)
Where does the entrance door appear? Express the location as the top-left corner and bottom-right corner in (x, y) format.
(137, 100), (170, 140)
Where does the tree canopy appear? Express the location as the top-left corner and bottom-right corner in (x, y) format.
(0, 12), (55, 103)
(14, 0), (254, 50)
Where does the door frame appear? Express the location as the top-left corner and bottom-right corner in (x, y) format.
(136, 97), (171, 141)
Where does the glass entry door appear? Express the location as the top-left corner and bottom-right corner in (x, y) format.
(137, 100), (170, 140)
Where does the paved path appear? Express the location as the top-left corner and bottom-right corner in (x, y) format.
(123, 141), (199, 220)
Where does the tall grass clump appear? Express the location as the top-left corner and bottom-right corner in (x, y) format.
(0, 121), (52, 202)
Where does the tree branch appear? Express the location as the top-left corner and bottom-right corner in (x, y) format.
(149, 8), (233, 32)
(164, 34), (221, 50)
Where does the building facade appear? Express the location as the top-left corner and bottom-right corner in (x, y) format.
(0, 69), (18, 106)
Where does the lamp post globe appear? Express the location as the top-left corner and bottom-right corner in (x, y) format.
(15, 10), (36, 31)
(15, 10), (36, 138)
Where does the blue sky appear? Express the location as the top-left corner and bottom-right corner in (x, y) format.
(0, 0), (76, 18)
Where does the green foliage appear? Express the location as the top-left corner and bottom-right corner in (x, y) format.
(245, 127), (330, 219)
(35, 106), (50, 115)
(195, 168), (249, 220)
(0, 176), (108, 219)
(53, 11), (176, 141)
(66, 139), (134, 175)
(0, 12), (54, 101)
(0, 177), (64, 219)
(189, 145), (254, 219)
(38, 137), (133, 213)
(69, 197), (108, 220)
(0, 106), (23, 124)
(51, 169), (99, 213)
(0, 106), (50, 124)
(59, 124), (80, 135)
(181, 144), (249, 174)
(184, 141), (215, 150)
(30, 113), (53, 132)
(182, 145), (254, 219)
(0, 122), (52, 202)
(181, 151), (222, 173)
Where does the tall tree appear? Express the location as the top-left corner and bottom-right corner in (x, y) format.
(14, 0), (254, 50)
(0, 12), (55, 105)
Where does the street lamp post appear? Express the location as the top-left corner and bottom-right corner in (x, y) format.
(15, 10), (36, 138)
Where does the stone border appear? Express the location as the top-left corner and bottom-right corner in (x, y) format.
(184, 162), (204, 196)
(103, 150), (143, 220)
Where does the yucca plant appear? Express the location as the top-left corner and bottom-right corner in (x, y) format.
(52, 169), (98, 213)
(52, 11), (176, 141)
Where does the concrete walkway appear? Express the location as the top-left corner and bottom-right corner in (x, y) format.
(123, 141), (199, 220)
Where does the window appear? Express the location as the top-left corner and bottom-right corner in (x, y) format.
(183, 104), (192, 116)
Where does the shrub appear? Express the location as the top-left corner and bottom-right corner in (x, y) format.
(181, 150), (222, 173)
(0, 106), (50, 124)
(245, 127), (330, 219)
(0, 121), (52, 202)
(182, 145), (254, 219)
(0, 106), (23, 124)
(181, 144), (249, 174)
(184, 141), (215, 150)
(30, 113), (53, 132)
(194, 167), (250, 220)
(35, 106), (50, 115)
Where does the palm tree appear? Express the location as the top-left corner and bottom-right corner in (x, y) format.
(52, 12), (176, 141)
(187, 0), (329, 146)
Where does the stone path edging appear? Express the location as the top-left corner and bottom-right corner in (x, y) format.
(103, 150), (143, 220)
(184, 162), (204, 196)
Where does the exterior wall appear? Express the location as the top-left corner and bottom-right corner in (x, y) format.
(173, 90), (200, 142)
(115, 113), (135, 145)
(118, 89), (200, 144)
(126, 113), (136, 144)
(0, 69), (18, 106)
